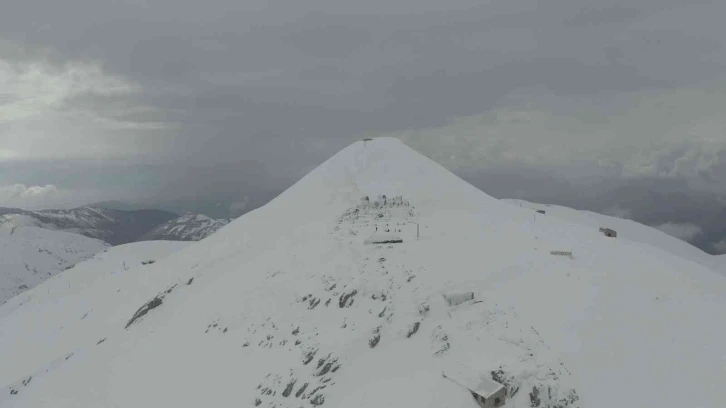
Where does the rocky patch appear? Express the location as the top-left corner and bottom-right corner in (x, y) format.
(406, 321), (421, 338)
(338, 290), (357, 308)
(368, 326), (382, 348)
(254, 351), (341, 407)
(124, 295), (164, 329)
(431, 325), (450, 355)
(205, 319), (228, 334)
(124, 282), (183, 329)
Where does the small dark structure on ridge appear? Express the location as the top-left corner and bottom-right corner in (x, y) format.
(599, 227), (617, 238)
(536, 210), (546, 214)
(365, 234), (403, 245)
(443, 292), (475, 307)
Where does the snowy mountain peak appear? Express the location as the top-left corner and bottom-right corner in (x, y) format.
(1, 138), (725, 408)
(261, 138), (505, 226)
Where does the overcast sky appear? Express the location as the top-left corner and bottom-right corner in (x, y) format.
(2, 0), (726, 251)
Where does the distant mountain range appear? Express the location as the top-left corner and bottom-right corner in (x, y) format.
(0, 205), (227, 303)
(0, 206), (231, 246)
(140, 213), (232, 241)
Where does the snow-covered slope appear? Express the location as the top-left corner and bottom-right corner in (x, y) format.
(1, 138), (725, 408)
(0, 240), (189, 360)
(140, 214), (231, 241)
(504, 199), (726, 276)
(0, 207), (177, 245)
(0, 225), (108, 305)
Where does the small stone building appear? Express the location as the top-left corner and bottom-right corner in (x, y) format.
(599, 227), (617, 238)
(443, 370), (506, 408)
(470, 379), (507, 408)
(443, 292), (475, 307)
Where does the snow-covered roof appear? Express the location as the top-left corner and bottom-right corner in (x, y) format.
(443, 367), (504, 398)
(473, 378), (505, 397)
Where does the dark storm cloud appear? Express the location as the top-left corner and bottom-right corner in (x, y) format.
(564, 5), (643, 26)
(2, 0), (726, 253)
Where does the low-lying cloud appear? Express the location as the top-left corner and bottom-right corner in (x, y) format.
(0, 184), (61, 209)
(712, 239), (726, 253)
(654, 222), (704, 243)
(0, 183), (118, 210)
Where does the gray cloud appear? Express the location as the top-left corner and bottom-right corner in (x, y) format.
(654, 222), (704, 242)
(712, 240), (726, 253)
(1, 0), (726, 246)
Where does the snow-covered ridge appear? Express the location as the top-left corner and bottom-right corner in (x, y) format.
(0, 224), (108, 305)
(503, 199), (726, 276)
(140, 213), (231, 242)
(0, 206), (177, 245)
(0, 207), (228, 245)
(1, 137), (725, 408)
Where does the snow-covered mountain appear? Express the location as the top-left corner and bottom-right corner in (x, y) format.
(0, 207), (227, 304)
(140, 214), (231, 242)
(504, 199), (726, 276)
(0, 206), (177, 245)
(0, 207), (227, 245)
(0, 224), (108, 305)
(1, 138), (725, 408)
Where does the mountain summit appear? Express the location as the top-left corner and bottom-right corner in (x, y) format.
(1, 138), (725, 408)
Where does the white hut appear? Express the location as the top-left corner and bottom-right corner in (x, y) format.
(443, 368), (506, 408)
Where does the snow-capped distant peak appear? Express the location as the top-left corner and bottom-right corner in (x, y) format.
(0, 206), (178, 245)
(140, 213), (230, 242)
